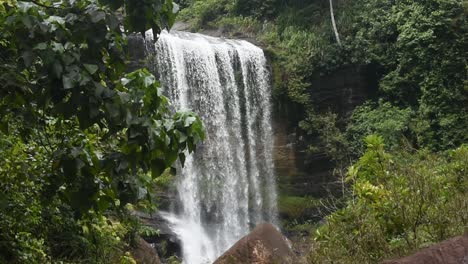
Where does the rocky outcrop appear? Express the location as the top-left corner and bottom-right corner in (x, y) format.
(383, 234), (468, 264)
(136, 213), (182, 261)
(272, 116), (336, 199)
(127, 34), (147, 72)
(213, 223), (295, 264)
(131, 237), (161, 264)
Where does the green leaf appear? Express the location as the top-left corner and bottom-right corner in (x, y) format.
(143, 75), (155, 87)
(179, 153), (185, 166)
(46, 16), (65, 25)
(84, 64), (98, 75)
(151, 159), (166, 178)
(62, 75), (74, 89)
(96, 197), (111, 212)
(99, 0), (124, 10)
(17, 1), (35, 12)
(51, 42), (64, 53)
(90, 10), (106, 23)
(52, 61), (63, 78)
(121, 77), (132, 86)
(0, 122), (8, 134)
(172, 2), (180, 14)
(184, 116), (196, 127)
(82, 224), (90, 236)
(45, 16), (66, 32)
(34, 42), (48, 50)
(21, 50), (33, 66)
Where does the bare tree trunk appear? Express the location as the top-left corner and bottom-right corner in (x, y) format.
(329, 0), (341, 45)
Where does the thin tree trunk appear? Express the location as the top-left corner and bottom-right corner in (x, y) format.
(329, 0), (341, 45)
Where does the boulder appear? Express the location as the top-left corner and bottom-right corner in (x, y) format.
(135, 212), (182, 261)
(383, 234), (468, 264)
(213, 223), (295, 264)
(131, 237), (161, 264)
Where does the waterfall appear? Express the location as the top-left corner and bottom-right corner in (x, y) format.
(145, 30), (278, 264)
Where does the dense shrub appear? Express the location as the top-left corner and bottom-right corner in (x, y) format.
(310, 136), (468, 263)
(178, 0), (236, 29)
(346, 102), (414, 156)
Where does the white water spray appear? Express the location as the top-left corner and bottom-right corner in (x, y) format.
(146, 30), (277, 264)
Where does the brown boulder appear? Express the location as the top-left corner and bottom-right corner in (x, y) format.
(383, 234), (468, 264)
(131, 237), (161, 264)
(213, 223), (295, 264)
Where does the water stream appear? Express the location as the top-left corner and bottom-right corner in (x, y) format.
(145, 30), (277, 264)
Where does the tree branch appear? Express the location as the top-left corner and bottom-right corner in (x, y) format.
(329, 0), (342, 46)
(30, 0), (59, 9)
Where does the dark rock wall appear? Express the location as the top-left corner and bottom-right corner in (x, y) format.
(308, 65), (378, 119)
(272, 65), (375, 200)
(127, 34), (147, 72)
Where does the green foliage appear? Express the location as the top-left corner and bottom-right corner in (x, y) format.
(278, 195), (320, 220)
(0, 135), (47, 263)
(0, 0), (204, 262)
(167, 255), (182, 264)
(78, 212), (129, 262)
(178, 0), (236, 29)
(351, 0), (468, 151)
(215, 16), (260, 37)
(310, 138), (468, 263)
(137, 225), (160, 239)
(154, 168), (176, 189)
(273, 0), (467, 159)
(233, 0), (279, 19)
(300, 111), (349, 163)
(346, 102), (413, 156)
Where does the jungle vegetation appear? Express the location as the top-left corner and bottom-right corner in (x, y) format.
(178, 0), (467, 262)
(0, 0), (467, 263)
(0, 0), (204, 262)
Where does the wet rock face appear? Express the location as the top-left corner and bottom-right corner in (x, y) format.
(272, 65), (376, 200)
(272, 115), (336, 199)
(308, 65), (377, 119)
(213, 223), (295, 264)
(127, 34), (147, 72)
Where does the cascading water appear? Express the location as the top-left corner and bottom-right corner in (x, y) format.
(145, 30), (277, 264)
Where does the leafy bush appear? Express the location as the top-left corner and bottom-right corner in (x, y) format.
(215, 16), (260, 37)
(346, 102), (413, 156)
(310, 136), (468, 263)
(178, 0), (236, 29)
(300, 111), (350, 163)
(0, 136), (48, 263)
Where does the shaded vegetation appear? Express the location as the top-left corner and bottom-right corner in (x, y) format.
(311, 137), (468, 263)
(0, 0), (204, 262)
(1, 0), (466, 262)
